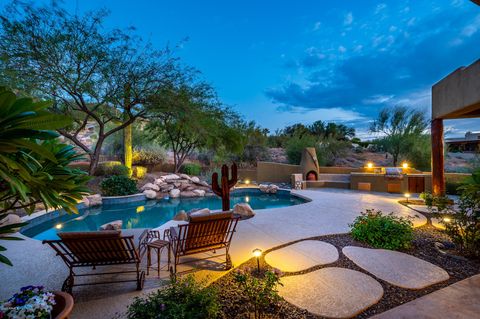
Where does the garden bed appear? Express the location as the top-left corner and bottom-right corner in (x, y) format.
(211, 226), (480, 318)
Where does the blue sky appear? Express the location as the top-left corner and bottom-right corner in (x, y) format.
(5, 0), (480, 138)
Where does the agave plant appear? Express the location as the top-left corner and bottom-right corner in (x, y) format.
(0, 87), (91, 265)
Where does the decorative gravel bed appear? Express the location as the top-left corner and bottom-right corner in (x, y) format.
(211, 226), (480, 319)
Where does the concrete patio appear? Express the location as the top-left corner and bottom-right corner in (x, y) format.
(0, 188), (444, 318)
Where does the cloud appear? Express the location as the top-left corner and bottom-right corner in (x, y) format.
(312, 21), (322, 31)
(266, 3), (480, 123)
(344, 12), (353, 26)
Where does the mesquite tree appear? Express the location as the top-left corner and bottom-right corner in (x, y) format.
(146, 78), (245, 172)
(370, 106), (429, 167)
(0, 2), (175, 174)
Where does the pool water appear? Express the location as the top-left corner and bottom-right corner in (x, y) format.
(22, 190), (307, 240)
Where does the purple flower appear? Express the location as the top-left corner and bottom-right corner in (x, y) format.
(160, 304), (166, 311)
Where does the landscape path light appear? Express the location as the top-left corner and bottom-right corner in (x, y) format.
(404, 193), (411, 203)
(252, 248), (262, 272)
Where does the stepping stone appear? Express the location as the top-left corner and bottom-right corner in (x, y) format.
(278, 267), (383, 318)
(265, 240), (339, 272)
(343, 246), (449, 289)
(371, 274), (480, 319)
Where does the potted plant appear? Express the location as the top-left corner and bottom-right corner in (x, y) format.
(0, 286), (74, 319)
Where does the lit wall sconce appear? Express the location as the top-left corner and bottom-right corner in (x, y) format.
(366, 162), (373, 169)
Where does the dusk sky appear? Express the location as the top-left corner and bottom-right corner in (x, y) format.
(8, 0), (480, 138)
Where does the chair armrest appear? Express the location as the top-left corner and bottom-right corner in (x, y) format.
(138, 229), (150, 248)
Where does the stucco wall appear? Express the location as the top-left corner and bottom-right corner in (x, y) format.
(432, 59), (480, 119)
(256, 162), (301, 183)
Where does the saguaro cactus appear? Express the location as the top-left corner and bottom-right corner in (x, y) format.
(212, 163), (238, 211)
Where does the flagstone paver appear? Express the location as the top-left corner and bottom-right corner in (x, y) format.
(265, 240), (339, 272)
(343, 246), (450, 289)
(278, 267), (384, 318)
(371, 274), (480, 319)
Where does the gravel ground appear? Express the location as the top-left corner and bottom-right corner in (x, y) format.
(211, 227), (480, 319)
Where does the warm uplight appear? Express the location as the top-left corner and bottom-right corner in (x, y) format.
(366, 162), (373, 169)
(402, 162), (409, 169)
(443, 217), (451, 223)
(136, 206), (145, 214)
(252, 248), (262, 257)
(245, 196), (250, 203)
(55, 224), (62, 230)
(244, 179), (251, 185)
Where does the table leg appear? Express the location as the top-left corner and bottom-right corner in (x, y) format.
(147, 246), (151, 276)
(157, 248), (161, 277)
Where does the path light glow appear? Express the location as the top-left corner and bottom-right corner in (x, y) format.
(443, 217), (451, 223)
(252, 248), (262, 272)
(244, 179), (250, 185)
(404, 193), (411, 203)
(402, 162), (409, 169)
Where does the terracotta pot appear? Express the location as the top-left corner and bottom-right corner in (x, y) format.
(51, 291), (74, 319)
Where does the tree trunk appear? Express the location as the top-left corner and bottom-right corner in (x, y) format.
(124, 122), (132, 169)
(123, 84), (132, 170)
(88, 136), (105, 176)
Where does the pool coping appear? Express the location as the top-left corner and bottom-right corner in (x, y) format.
(20, 188), (310, 238)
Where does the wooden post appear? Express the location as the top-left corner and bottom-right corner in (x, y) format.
(431, 118), (445, 196)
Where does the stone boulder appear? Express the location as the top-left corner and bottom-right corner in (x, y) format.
(0, 214), (22, 234)
(189, 208), (211, 217)
(173, 210), (189, 221)
(163, 174), (180, 180)
(233, 203), (255, 218)
(86, 194), (102, 207)
(180, 191), (197, 198)
(193, 189), (206, 197)
(154, 178), (166, 186)
(141, 183), (160, 192)
(191, 176), (200, 184)
(170, 188), (181, 198)
(99, 220), (122, 231)
(179, 174), (192, 180)
(143, 189), (157, 199)
(259, 184), (279, 194)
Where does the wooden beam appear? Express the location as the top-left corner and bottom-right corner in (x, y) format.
(431, 119), (445, 196)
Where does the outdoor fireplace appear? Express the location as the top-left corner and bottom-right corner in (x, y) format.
(300, 147), (319, 181)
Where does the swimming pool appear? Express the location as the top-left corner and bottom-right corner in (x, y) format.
(22, 189), (307, 240)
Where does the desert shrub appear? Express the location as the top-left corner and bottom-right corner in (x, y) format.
(350, 209), (413, 250)
(132, 166), (147, 179)
(316, 138), (351, 166)
(285, 134), (320, 165)
(432, 168), (480, 257)
(132, 146), (166, 166)
(419, 192), (451, 211)
(100, 175), (138, 196)
(181, 163), (202, 176)
(126, 275), (219, 319)
(233, 269), (283, 318)
(94, 161), (131, 176)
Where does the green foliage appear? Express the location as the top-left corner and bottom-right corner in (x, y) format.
(317, 137), (351, 166)
(350, 209), (414, 250)
(419, 192), (451, 211)
(402, 134), (431, 171)
(182, 163), (202, 176)
(100, 175), (138, 196)
(126, 275), (220, 319)
(285, 134), (319, 165)
(132, 146), (167, 166)
(237, 121), (270, 164)
(233, 270), (283, 318)
(146, 78), (245, 172)
(132, 166), (147, 179)
(445, 181), (463, 195)
(370, 106), (429, 167)
(94, 161), (131, 176)
(0, 87), (90, 265)
(0, 2), (176, 174)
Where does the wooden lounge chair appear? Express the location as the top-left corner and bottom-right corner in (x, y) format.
(165, 212), (240, 274)
(43, 230), (146, 294)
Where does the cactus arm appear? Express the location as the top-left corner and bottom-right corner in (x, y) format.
(211, 172), (222, 197)
(228, 162), (238, 188)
